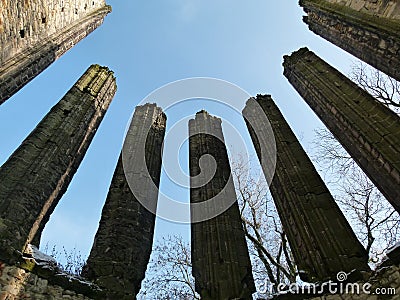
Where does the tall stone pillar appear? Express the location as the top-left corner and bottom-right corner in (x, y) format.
(84, 104), (166, 298)
(243, 95), (370, 282)
(299, 0), (400, 82)
(283, 47), (400, 213)
(0, 65), (116, 263)
(0, 0), (111, 104)
(189, 110), (255, 299)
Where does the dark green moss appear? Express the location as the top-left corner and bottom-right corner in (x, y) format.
(301, 0), (400, 39)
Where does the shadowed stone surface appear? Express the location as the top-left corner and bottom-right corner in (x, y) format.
(83, 104), (166, 298)
(189, 110), (255, 300)
(283, 47), (400, 214)
(300, 0), (400, 82)
(0, 0), (111, 104)
(243, 95), (370, 282)
(0, 64), (116, 263)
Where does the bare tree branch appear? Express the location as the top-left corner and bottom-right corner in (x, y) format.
(312, 127), (400, 265)
(349, 61), (400, 111)
(232, 154), (297, 296)
(138, 235), (200, 300)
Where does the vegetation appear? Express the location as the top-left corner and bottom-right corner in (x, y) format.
(43, 244), (86, 276)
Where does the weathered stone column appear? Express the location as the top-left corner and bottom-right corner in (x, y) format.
(283, 47), (400, 213)
(0, 65), (116, 262)
(83, 104), (166, 298)
(299, 0), (400, 82)
(189, 110), (255, 299)
(0, 0), (111, 104)
(243, 95), (370, 282)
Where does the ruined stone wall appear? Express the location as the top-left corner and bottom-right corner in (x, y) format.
(283, 48), (400, 213)
(0, 0), (107, 63)
(0, 263), (93, 300)
(0, 65), (116, 263)
(323, 0), (400, 18)
(0, 0), (111, 104)
(189, 110), (255, 299)
(300, 0), (400, 82)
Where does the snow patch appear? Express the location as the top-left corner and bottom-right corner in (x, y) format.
(387, 241), (400, 255)
(25, 244), (58, 267)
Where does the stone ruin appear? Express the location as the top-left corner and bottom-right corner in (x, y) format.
(0, 0), (399, 299)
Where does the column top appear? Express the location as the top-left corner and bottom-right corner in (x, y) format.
(283, 47), (312, 69)
(193, 110), (222, 122)
(75, 64), (116, 97)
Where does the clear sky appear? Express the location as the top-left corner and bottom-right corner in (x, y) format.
(0, 1), (361, 261)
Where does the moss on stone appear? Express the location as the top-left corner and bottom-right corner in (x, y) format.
(301, 0), (400, 39)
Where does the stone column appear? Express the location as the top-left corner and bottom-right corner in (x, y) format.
(83, 104), (166, 298)
(243, 95), (370, 282)
(283, 47), (400, 213)
(0, 65), (116, 263)
(299, 0), (400, 82)
(189, 110), (255, 299)
(0, 0), (111, 104)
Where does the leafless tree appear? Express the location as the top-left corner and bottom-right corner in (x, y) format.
(138, 156), (297, 299)
(231, 155), (297, 296)
(138, 235), (199, 300)
(43, 244), (86, 276)
(312, 128), (400, 265)
(310, 61), (400, 264)
(349, 61), (400, 112)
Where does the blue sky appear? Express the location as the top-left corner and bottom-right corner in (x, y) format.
(0, 1), (361, 260)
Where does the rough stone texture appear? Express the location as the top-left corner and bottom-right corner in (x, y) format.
(0, 262), (95, 300)
(273, 263), (400, 300)
(300, 0), (400, 82)
(83, 104), (166, 298)
(283, 47), (400, 214)
(316, 0), (400, 19)
(0, 65), (116, 263)
(0, 0), (111, 104)
(243, 95), (370, 283)
(189, 110), (255, 299)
